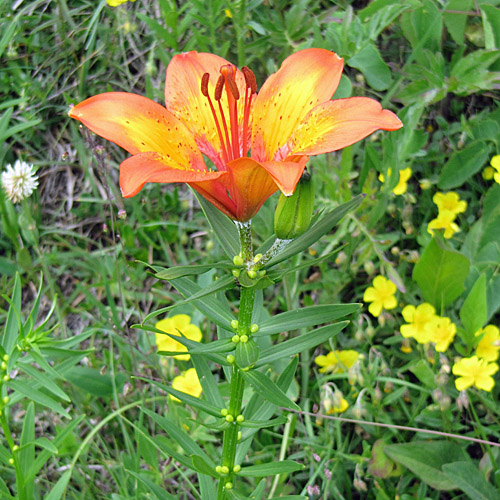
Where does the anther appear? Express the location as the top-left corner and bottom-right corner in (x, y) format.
(201, 73), (210, 97)
(225, 74), (240, 100)
(242, 67), (257, 93)
(214, 75), (225, 101)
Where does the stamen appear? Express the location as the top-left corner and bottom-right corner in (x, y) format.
(242, 67), (257, 94)
(201, 73), (210, 97)
(225, 74), (240, 100)
(214, 75), (225, 101)
(200, 72), (229, 163)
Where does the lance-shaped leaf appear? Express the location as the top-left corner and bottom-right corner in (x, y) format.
(191, 455), (219, 478)
(194, 192), (240, 258)
(136, 377), (221, 418)
(143, 274), (235, 323)
(127, 470), (177, 500)
(242, 370), (300, 411)
(166, 276), (235, 328)
(255, 321), (348, 367)
(153, 261), (233, 281)
(239, 416), (288, 428)
(256, 305), (359, 336)
(236, 460), (304, 477)
(442, 461), (500, 500)
(141, 407), (214, 467)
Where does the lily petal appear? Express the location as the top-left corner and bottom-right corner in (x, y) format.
(120, 152), (226, 198)
(165, 51), (247, 168)
(225, 158), (280, 221)
(288, 97), (403, 156)
(69, 93), (204, 172)
(251, 48), (344, 162)
(259, 156), (309, 196)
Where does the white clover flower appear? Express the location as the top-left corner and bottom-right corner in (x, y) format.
(1, 160), (39, 204)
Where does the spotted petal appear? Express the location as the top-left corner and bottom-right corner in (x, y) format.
(69, 93), (204, 171)
(288, 97), (403, 156)
(251, 48), (344, 162)
(120, 152), (226, 198)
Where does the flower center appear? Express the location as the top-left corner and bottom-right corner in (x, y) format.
(200, 65), (257, 164)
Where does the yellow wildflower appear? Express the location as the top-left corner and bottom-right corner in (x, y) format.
(314, 350), (359, 374)
(491, 155), (500, 185)
(427, 210), (460, 239)
(107, 0), (135, 6)
(482, 166), (494, 181)
(378, 167), (412, 195)
(400, 303), (436, 344)
(155, 314), (202, 361)
(475, 325), (500, 362)
(224, 8), (232, 18)
(321, 385), (349, 414)
(432, 192), (467, 216)
(452, 356), (498, 392)
(170, 368), (203, 401)
(363, 276), (397, 317)
(427, 316), (456, 352)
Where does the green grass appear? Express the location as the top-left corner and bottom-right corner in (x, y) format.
(1, 0), (500, 499)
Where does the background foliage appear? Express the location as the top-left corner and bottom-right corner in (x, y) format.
(0, 0), (499, 498)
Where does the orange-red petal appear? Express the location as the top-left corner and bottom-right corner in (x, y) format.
(251, 49), (344, 162)
(69, 92), (204, 170)
(259, 156), (309, 196)
(120, 152), (226, 197)
(225, 158), (280, 221)
(164, 52), (247, 168)
(288, 97), (403, 156)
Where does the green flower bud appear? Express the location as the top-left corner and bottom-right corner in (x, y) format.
(274, 171), (314, 239)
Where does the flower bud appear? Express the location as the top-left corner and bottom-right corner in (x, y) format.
(274, 171), (314, 239)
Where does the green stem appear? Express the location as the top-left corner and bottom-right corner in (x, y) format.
(217, 224), (256, 499)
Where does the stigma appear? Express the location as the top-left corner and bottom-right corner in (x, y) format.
(200, 65), (257, 164)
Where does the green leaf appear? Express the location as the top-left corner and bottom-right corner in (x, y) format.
(136, 377), (221, 418)
(239, 416), (288, 429)
(44, 470), (71, 500)
(348, 43), (392, 91)
(193, 191), (240, 259)
(442, 461), (500, 500)
(236, 460), (304, 477)
(444, 0), (473, 45)
(256, 322), (348, 368)
(2, 272), (21, 355)
(140, 408), (210, 468)
(191, 355), (224, 408)
(19, 402), (35, 483)
(256, 304), (360, 336)
(65, 366), (125, 398)
(460, 274), (487, 339)
(481, 5), (500, 51)
(191, 455), (219, 478)
(153, 261), (232, 280)
(127, 470), (177, 500)
(143, 274), (235, 323)
(413, 237), (470, 310)
(19, 364), (71, 402)
(7, 379), (70, 419)
(265, 195), (364, 268)
(438, 141), (490, 189)
(241, 370), (300, 411)
(408, 360), (437, 389)
(384, 441), (468, 490)
(146, 276), (234, 328)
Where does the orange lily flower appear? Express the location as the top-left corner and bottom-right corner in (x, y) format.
(69, 49), (402, 221)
